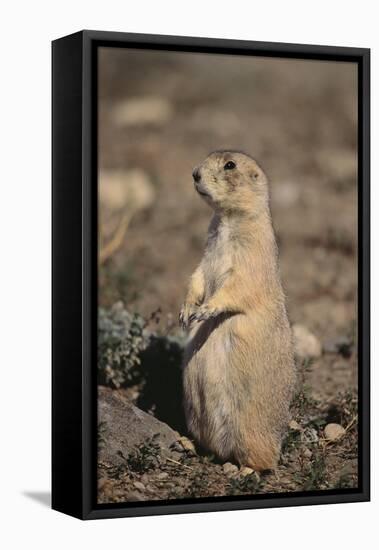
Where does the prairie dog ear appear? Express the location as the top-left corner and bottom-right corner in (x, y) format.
(250, 169), (261, 183)
(250, 165), (267, 185)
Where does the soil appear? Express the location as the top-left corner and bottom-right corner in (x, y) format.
(97, 47), (358, 503)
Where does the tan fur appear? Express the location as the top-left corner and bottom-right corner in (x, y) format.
(180, 151), (295, 471)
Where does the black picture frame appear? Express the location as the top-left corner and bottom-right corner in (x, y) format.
(52, 30), (370, 520)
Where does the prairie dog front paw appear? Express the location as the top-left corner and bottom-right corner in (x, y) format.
(179, 303), (198, 330)
(188, 304), (220, 324)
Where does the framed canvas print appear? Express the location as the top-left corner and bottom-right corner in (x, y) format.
(52, 30), (370, 520)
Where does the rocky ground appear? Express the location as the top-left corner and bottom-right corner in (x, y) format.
(98, 379), (358, 504)
(97, 304), (358, 504)
(97, 49), (358, 503)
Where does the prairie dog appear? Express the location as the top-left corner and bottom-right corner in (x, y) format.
(180, 150), (295, 471)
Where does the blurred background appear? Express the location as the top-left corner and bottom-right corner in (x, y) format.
(98, 47), (358, 400)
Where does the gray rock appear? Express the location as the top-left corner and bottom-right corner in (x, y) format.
(98, 387), (179, 466)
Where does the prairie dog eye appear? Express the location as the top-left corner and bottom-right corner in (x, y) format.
(224, 160), (236, 170)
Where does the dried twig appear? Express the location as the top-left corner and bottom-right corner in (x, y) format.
(166, 457), (194, 471)
(99, 211), (131, 265)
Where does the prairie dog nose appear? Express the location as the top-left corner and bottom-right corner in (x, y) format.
(192, 167), (201, 183)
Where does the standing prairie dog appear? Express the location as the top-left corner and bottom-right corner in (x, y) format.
(180, 150), (295, 471)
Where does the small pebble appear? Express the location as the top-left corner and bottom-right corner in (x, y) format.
(133, 481), (145, 491)
(223, 462), (239, 477)
(156, 472), (169, 480)
(239, 466), (254, 477)
(324, 423), (345, 441)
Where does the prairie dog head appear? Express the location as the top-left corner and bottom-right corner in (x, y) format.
(192, 150), (268, 216)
